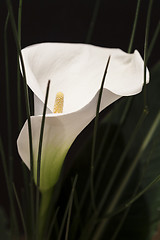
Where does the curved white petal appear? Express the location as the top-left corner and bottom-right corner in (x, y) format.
(17, 42), (149, 191)
(22, 43), (149, 114)
(17, 88), (120, 191)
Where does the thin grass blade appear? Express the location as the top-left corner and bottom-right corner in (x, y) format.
(98, 107), (148, 214)
(6, 0), (34, 175)
(147, 20), (160, 62)
(5, 2), (35, 236)
(90, 56), (111, 212)
(110, 131), (158, 240)
(85, 0), (102, 43)
(143, 0), (154, 107)
(128, 0), (141, 53)
(4, 12), (14, 183)
(102, 164), (160, 221)
(13, 183), (28, 240)
(46, 207), (60, 240)
(0, 137), (19, 237)
(92, 109), (160, 240)
(17, 0), (23, 128)
(65, 176), (78, 240)
(36, 80), (50, 238)
(95, 98), (132, 195)
(57, 175), (78, 240)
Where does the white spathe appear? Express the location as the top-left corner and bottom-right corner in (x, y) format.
(17, 42), (149, 192)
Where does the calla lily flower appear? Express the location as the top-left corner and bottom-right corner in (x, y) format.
(17, 43), (149, 192)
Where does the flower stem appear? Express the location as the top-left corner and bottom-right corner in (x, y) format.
(38, 189), (53, 240)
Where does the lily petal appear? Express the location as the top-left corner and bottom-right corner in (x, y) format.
(22, 43), (149, 114)
(17, 43), (149, 191)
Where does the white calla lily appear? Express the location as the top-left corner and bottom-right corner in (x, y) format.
(17, 43), (149, 192)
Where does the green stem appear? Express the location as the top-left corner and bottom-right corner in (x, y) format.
(38, 189), (53, 240)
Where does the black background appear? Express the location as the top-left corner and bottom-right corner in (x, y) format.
(0, 0), (160, 237)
